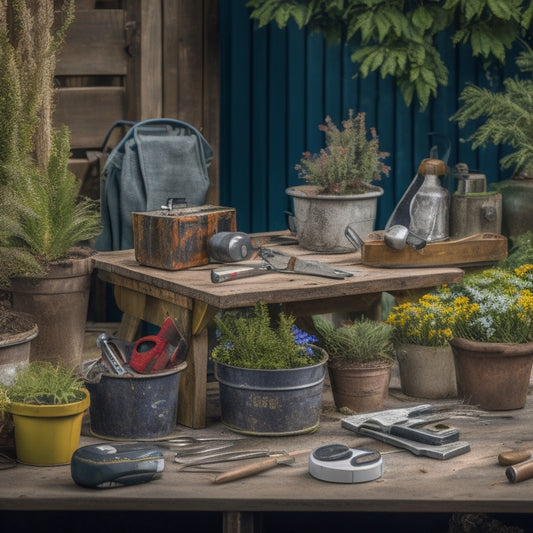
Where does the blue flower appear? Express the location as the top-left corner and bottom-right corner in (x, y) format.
(291, 325), (318, 351)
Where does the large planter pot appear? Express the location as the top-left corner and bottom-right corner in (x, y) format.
(286, 184), (384, 253)
(396, 344), (457, 399)
(85, 361), (187, 440)
(7, 389), (90, 465)
(449, 337), (533, 410)
(214, 353), (327, 436)
(0, 312), (38, 386)
(327, 358), (392, 413)
(494, 178), (533, 238)
(10, 248), (94, 369)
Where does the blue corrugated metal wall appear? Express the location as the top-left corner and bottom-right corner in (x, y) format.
(219, 0), (517, 234)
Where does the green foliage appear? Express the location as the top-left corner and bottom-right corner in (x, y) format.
(5, 126), (101, 264)
(390, 266), (533, 345)
(295, 110), (390, 194)
(0, 1), (101, 286)
(2, 361), (85, 405)
(313, 316), (394, 363)
(211, 302), (323, 369)
(246, 0), (533, 110)
(497, 232), (533, 270)
(450, 46), (533, 176)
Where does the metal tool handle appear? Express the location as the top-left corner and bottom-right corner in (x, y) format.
(96, 333), (128, 375)
(389, 424), (459, 446)
(211, 265), (268, 283)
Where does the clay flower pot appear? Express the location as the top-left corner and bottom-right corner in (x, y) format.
(327, 358), (392, 413)
(449, 337), (533, 410)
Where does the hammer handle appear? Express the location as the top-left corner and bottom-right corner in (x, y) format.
(506, 459), (533, 483)
(498, 450), (533, 466)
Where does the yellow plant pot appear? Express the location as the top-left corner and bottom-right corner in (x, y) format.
(7, 390), (89, 465)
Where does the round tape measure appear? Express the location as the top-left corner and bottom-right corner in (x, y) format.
(308, 443), (383, 484)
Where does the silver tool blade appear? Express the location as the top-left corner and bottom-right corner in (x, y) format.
(260, 248), (353, 279)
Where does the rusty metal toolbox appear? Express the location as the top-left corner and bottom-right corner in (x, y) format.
(132, 204), (237, 270)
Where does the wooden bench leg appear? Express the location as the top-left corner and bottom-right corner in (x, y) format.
(223, 511), (260, 533)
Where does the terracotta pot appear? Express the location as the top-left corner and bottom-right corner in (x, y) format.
(10, 248), (94, 369)
(327, 358), (392, 413)
(397, 344), (457, 399)
(449, 337), (533, 410)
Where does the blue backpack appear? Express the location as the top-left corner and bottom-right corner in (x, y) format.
(95, 118), (213, 251)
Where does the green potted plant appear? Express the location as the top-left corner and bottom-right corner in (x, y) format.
(0, 1), (101, 368)
(385, 294), (457, 399)
(414, 266), (533, 410)
(286, 110), (390, 252)
(313, 315), (394, 413)
(211, 302), (328, 436)
(0, 361), (89, 465)
(450, 45), (533, 238)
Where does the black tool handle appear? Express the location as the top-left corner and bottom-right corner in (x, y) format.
(390, 425), (459, 446)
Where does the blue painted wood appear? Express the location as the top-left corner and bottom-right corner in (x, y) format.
(219, 1), (522, 234)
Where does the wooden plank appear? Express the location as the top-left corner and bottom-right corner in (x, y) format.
(203, 0), (221, 204)
(125, 0), (162, 120)
(362, 232), (508, 268)
(55, 86), (125, 149)
(56, 10), (128, 76)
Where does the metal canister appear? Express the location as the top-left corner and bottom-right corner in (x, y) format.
(208, 232), (254, 262)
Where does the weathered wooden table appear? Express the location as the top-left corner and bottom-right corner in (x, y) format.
(1, 386), (533, 533)
(93, 237), (464, 429)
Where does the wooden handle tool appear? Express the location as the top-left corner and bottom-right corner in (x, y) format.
(498, 449), (533, 466)
(212, 449), (310, 484)
(506, 459), (533, 483)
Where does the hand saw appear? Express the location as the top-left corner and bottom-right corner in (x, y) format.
(211, 247), (354, 283)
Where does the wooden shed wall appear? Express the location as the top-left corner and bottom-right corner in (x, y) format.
(55, 0), (220, 204)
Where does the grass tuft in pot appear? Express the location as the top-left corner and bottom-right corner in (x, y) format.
(211, 302), (322, 369)
(313, 316), (395, 364)
(2, 361), (85, 405)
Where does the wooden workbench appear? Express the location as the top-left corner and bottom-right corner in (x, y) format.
(92, 241), (464, 428)
(1, 381), (533, 533)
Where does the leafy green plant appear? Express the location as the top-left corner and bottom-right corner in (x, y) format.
(450, 46), (533, 177)
(0, 0), (101, 288)
(2, 361), (85, 405)
(246, 0), (533, 110)
(295, 110), (390, 194)
(211, 302), (323, 369)
(313, 316), (394, 363)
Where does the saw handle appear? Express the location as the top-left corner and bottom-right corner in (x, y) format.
(506, 459), (533, 483)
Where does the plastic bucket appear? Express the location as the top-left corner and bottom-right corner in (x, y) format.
(214, 355), (327, 436)
(86, 363), (185, 440)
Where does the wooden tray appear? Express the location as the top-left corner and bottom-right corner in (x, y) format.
(361, 232), (508, 268)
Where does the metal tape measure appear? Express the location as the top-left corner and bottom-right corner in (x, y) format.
(308, 444), (383, 484)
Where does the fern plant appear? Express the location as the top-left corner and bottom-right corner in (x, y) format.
(450, 46), (533, 177)
(246, 0), (533, 110)
(313, 316), (394, 363)
(0, 1), (101, 288)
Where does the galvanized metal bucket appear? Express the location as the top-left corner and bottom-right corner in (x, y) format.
(214, 352), (327, 436)
(286, 185), (383, 253)
(86, 362), (186, 440)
